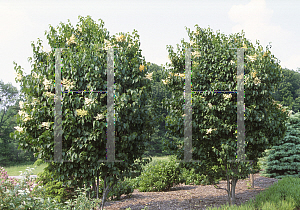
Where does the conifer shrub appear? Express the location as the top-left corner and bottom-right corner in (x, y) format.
(258, 112), (300, 179)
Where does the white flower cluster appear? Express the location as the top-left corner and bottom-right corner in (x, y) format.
(77, 26), (82, 32)
(76, 109), (88, 117)
(32, 72), (39, 79)
(94, 113), (105, 120)
(43, 92), (55, 98)
(253, 77), (261, 85)
(206, 128), (217, 134)
(62, 78), (75, 90)
(18, 110), (32, 122)
(40, 122), (50, 130)
(174, 73), (185, 78)
(43, 78), (52, 90)
(66, 34), (76, 45)
(84, 97), (93, 106)
(144, 72), (154, 81)
(30, 97), (40, 106)
(116, 35), (126, 42)
(250, 70), (261, 85)
(19, 101), (25, 109)
(246, 54), (257, 62)
(103, 39), (115, 50)
(17, 189), (30, 196)
(14, 126), (24, 133)
(208, 103), (213, 109)
(223, 93), (232, 100)
(192, 51), (201, 58)
(84, 97), (98, 107)
(162, 79), (169, 85)
(288, 110), (294, 117)
(14, 72), (23, 81)
(162, 72), (186, 85)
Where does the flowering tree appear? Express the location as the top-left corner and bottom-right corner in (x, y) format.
(160, 26), (290, 206)
(10, 16), (159, 207)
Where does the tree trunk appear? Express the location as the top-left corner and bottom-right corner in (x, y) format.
(227, 161), (239, 206)
(226, 164), (232, 206)
(92, 178), (97, 198)
(101, 175), (117, 210)
(231, 177), (238, 206)
(250, 172), (254, 188)
(85, 183), (91, 199)
(97, 169), (99, 199)
(250, 161), (254, 188)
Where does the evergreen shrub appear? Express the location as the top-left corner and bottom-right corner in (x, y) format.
(258, 112), (300, 179)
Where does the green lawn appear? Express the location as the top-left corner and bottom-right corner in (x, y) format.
(3, 163), (48, 176)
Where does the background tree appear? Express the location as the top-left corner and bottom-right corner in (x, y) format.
(10, 15), (160, 208)
(143, 62), (178, 157)
(271, 67), (300, 113)
(160, 26), (290, 206)
(258, 111), (300, 179)
(0, 80), (35, 167)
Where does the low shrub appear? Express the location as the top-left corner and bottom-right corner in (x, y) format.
(137, 155), (182, 192)
(31, 168), (77, 204)
(179, 167), (211, 185)
(98, 176), (134, 201)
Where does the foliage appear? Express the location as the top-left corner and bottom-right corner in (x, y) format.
(271, 67), (300, 113)
(98, 176), (134, 201)
(0, 80), (36, 167)
(179, 167), (214, 185)
(30, 164), (77, 204)
(0, 166), (104, 209)
(142, 63), (175, 157)
(9, 15), (159, 207)
(258, 112), (300, 179)
(160, 25), (290, 206)
(137, 155), (182, 192)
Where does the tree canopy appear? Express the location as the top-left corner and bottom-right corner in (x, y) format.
(160, 25), (290, 205)
(10, 15), (160, 205)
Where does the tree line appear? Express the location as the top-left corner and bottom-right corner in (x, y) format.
(1, 65), (300, 167)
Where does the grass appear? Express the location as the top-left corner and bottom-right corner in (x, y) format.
(3, 156), (171, 177)
(4, 162), (48, 176)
